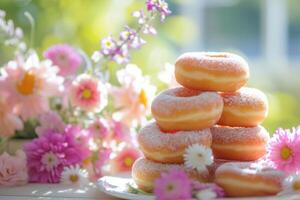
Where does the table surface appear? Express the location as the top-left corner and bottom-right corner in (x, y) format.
(0, 183), (121, 200)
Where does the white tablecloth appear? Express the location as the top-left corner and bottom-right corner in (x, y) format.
(0, 183), (120, 200)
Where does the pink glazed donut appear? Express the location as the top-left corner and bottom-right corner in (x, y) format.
(151, 87), (223, 132)
(137, 122), (212, 164)
(215, 162), (285, 197)
(175, 52), (249, 92)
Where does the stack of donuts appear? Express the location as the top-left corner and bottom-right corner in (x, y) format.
(132, 52), (285, 197)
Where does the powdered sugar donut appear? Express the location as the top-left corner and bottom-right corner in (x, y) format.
(218, 87), (268, 127)
(211, 125), (270, 161)
(132, 158), (210, 192)
(215, 162), (285, 197)
(175, 52), (249, 92)
(207, 159), (229, 181)
(138, 122), (212, 163)
(151, 87), (223, 131)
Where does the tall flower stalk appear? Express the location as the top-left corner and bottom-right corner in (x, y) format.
(91, 0), (171, 77)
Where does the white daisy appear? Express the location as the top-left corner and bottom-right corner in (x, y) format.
(280, 172), (300, 194)
(195, 189), (216, 200)
(60, 165), (89, 185)
(184, 144), (213, 172)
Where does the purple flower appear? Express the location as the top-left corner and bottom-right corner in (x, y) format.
(100, 36), (117, 55)
(132, 10), (146, 24)
(143, 24), (157, 35)
(44, 44), (82, 77)
(112, 46), (130, 64)
(146, 0), (171, 21)
(191, 181), (225, 198)
(24, 130), (83, 183)
(154, 168), (192, 200)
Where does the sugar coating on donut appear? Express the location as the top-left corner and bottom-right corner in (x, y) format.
(175, 52), (249, 74)
(222, 87), (268, 109)
(211, 125), (270, 145)
(133, 157), (209, 179)
(216, 161), (285, 184)
(133, 157), (182, 172)
(138, 122), (211, 151)
(152, 87), (222, 116)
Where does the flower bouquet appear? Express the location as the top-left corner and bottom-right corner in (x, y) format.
(0, 0), (170, 186)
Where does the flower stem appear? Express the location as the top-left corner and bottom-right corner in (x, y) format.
(24, 12), (35, 49)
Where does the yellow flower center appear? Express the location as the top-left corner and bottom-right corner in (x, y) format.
(16, 71), (36, 95)
(82, 89), (92, 99)
(166, 183), (174, 191)
(69, 174), (79, 183)
(82, 158), (91, 167)
(139, 89), (148, 107)
(124, 157), (134, 167)
(105, 41), (112, 47)
(280, 146), (292, 160)
(293, 181), (300, 191)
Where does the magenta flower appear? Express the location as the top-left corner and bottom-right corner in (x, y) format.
(88, 118), (109, 139)
(24, 130), (83, 183)
(154, 168), (192, 200)
(64, 125), (92, 160)
(44, 44), (82, 77)
(0, 150), (28, 186)
(191, 181), (225, 198)
(267, 127), (300, 173)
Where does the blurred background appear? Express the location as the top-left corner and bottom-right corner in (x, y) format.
(1, 0), (300, 133)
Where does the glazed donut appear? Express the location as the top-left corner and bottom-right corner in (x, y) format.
(211, 125), (270, 161)
(151, 87), (223, 131)
(175, 52), (249, 92)
(215, 162), (285, 197)
(132, 158), (210, 192)
(218, 87), (268, 127)
(207, 159), (229, 181)
(138, 122), (212, 164)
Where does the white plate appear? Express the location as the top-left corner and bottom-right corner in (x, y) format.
(97, 176), (299, 200)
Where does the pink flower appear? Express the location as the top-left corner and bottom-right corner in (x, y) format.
(191, 181), (225, 198)
(24, 130), (83, 183)
(64, 125), (92, 161)
(35, 111), (65, 136)
(0, 150), (28, 186)
(109, 119), (132, 143)
(88, 118), (109, 139)
(0, 53), (63, 120)
(0, 92), (23, 137)
(110, 64), (156, 126)
(89, 147), (112, 181)
(111, 147), (141, 173)
(154, 168), (192, 200)
(44, 44), (82, 77)
(267, 128), (300, 173)
(69, 74), (107, 112)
